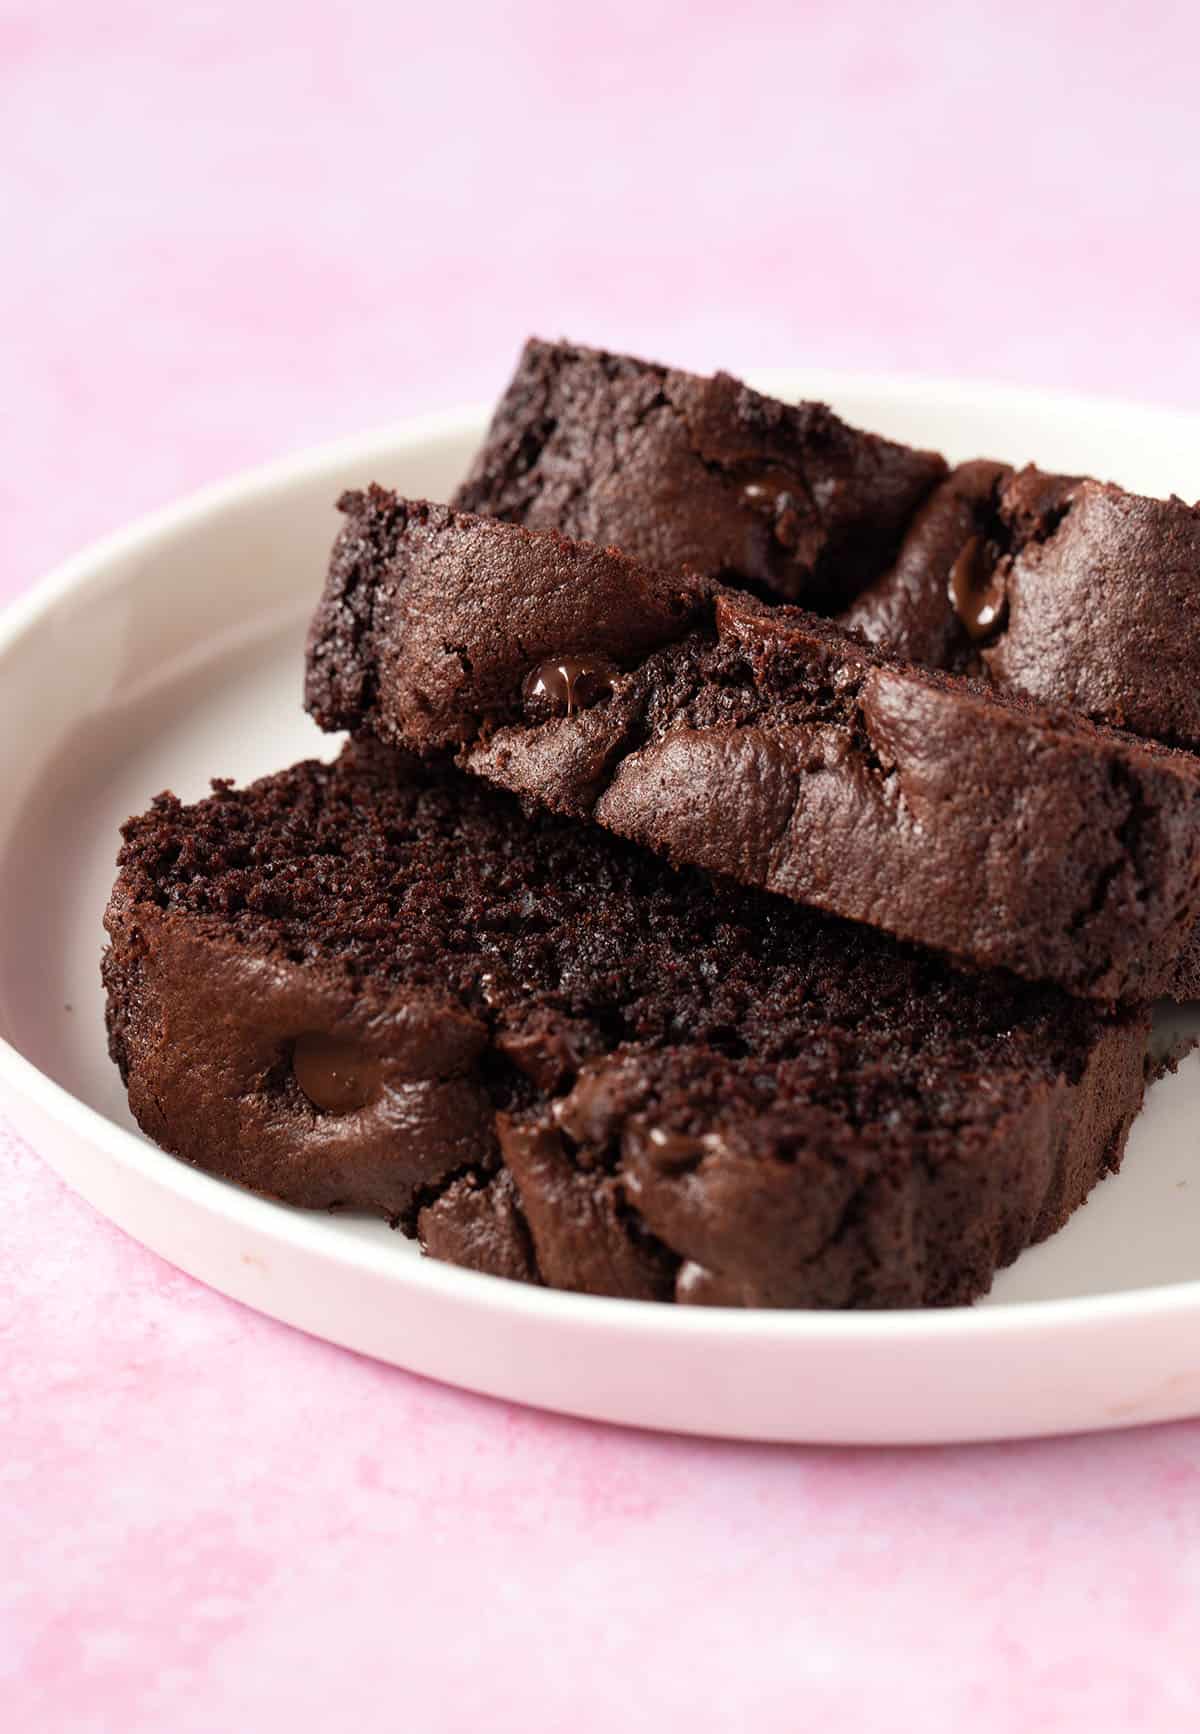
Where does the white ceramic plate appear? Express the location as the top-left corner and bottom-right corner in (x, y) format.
(4, 372), (1200, 1446)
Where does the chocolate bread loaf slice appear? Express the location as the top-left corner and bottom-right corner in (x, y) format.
(842, 463), (1200, 749)
(103, 743), (1149, 1309)
(452, 338), (946, 605)
(305, 492), (1200, 1002)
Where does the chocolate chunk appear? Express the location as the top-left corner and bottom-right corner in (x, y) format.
(522, 655), (617, 719)
(635, 1126), (710, 1175)
(292, 1031), (382, 1113)
(948, 535), (1007, 641)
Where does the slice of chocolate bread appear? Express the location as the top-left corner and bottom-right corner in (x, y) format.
(452, 338), (946, 605)
(842, 463), (1200, 749)
(103, 743), (1149, 1309)
(305, 492), (1200, 1002)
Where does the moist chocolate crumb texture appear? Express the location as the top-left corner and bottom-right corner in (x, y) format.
(452, 338), (947, 605)
(305, 491), (1200, 1003)
(842, 462), (1200, 749)
(103, 745), (1150, 1308)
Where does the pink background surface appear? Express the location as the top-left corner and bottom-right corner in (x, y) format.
(4, 3), (1200, 1726)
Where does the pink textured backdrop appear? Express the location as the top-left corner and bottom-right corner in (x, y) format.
(4, 2), (1200, 1727)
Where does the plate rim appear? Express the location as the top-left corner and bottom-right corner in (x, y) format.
(4, 367), (1200, 1353)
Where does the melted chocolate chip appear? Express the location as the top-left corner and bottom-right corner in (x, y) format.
(522, 655), (617, 719)
(641, 1126), (707, 1174)
(948, 535), (1008, 641)
(740, 473), (806, 548)
(292, 1031), (382, 1113)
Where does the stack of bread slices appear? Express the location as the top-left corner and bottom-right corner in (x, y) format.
(103, 340), (1200, 1308)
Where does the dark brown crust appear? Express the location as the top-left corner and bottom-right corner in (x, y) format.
(451, 338), (947, 605)
(492, 1028), (1145, 1308)
(103, 748), (1149, 1310)
(305, 495), (701, 751)
(844, 463), (1200, 750)
(417, 1170), (540, 1285)
(102, 884), (495, 1222)
(304, 491), (1200, 1002)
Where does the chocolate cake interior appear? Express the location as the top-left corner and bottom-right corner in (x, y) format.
(104, 744), (1149, 1308)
